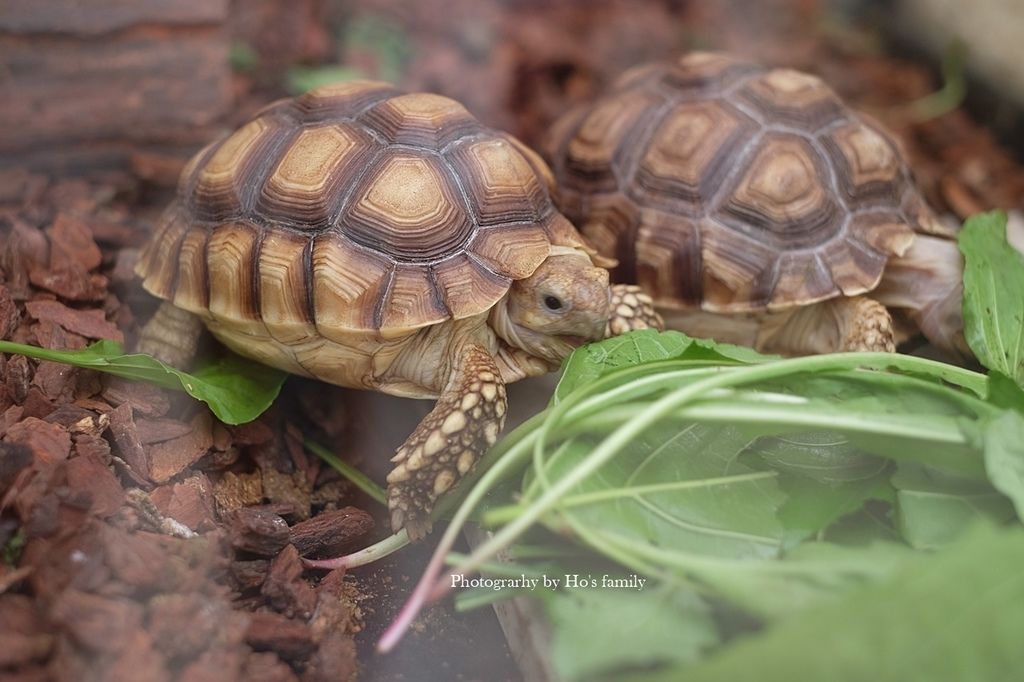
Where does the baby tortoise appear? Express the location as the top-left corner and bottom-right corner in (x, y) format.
(135, 81), (660, 538)
(545, 52), (966, 356)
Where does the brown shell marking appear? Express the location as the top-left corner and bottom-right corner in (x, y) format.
(139, 82), (566, 335)
(547, 52), (932, 312)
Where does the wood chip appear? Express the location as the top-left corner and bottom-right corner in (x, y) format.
(135, 417), (192, 445)
(149, 473), (217, 532)
(229, 508), (290, 557)
(262, 545), (316, 619)
(49, 589), (143, 654)
(213, 470), (264, 515)
(245, 611), (315, 661)
(107, 402), (150, 480)
(148, 411), (213, 483)
(288, 507), (374, 558)
(48, 213), (103, 272)
(24, 299), (122, 342)
(66, 453), (125, 517)
(241, 651), (300, 682)
(3, 417), (71, 464)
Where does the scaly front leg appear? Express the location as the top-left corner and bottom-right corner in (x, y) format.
(387, 344), (507, 540)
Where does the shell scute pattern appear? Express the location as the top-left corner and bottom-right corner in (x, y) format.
(548, 52), (926, 313)
(139, 82), (562, 334)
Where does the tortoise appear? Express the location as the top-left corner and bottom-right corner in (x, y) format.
(544, 52), (966, 356)
(134, 81), (660, 538)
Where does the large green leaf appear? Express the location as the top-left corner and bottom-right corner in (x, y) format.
(775, 468), (894, 546)
(554, 329), (769, 401)
(529, 425), (786, 560)
(0, 339), (286, 424)
(624, 524), (1024, 682)
(893, 462), (1015, 549)
(960, 210), (1024, 384)
(983, 410), (1024, 521)
(545, 582), (717, 682)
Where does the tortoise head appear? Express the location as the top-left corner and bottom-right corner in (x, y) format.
(495, 246), (611, 364)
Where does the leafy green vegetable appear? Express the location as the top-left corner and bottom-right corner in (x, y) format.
(983, 411), (1024, 521)
(529, 425), (786, 560)
(0, 339), (285, 425)
(893, 463), (1015, 549)
(545, 582), (717, 682)
(632, 524), (1024, 682)
(775, 468), (893, 546)
(960, 210), (1024, 385)
(554, 329), (768, 401)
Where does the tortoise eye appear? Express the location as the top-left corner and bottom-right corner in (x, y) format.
(543, 295), (564, 312)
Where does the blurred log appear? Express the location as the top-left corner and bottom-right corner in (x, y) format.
(0, 0), (231, 175)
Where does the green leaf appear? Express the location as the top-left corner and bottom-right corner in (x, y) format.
(753, 431), (889, 484)
(0, 340), (286, 425)
(531, 425), (786, 560)
(638, 524), (1024, 682)
(893, 463), (1015, 549)
(984, 410), (1024, 521)
(555, 329), (769, 401)
(960, 210), (1024, 384)
(775, 467), (894, 546)
(987, 370), (1024, 413)
(545, 582), (718, 682)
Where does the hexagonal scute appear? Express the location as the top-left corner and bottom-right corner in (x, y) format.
(293, 80), (401, 123)
(631, 100), (758, 214)
(257, 123), (379, 228)
(820, 120), (906, 207)
(190, 117), (281, 221)
(715, 134), (843, 250)
(732, 69), (847, 132)
(447, 136), (548, 226)
(339, 151), (474, 261)
(563, 89), (663, 191)
(661, 52), (763, 95)
(360, 93), (482, 150)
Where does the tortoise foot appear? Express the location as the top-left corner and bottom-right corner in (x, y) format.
(606, 284), (664, 337)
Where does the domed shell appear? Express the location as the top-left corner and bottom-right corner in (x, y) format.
(137, 81), (566, 333)
(546, 52), (946, 313)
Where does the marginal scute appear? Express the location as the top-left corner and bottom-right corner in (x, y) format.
(206, 223), (262, 326)
(820, 236), (888, 296)
(140, 209), (190, 300)
(468, 224), (550, 280)
(311, 233), (391, 335)
(770, 253), (836, 309)
(173, 228), (210, 313)
(258, 229), (313, 340)
(379, 265), (449, 330)
(342, 152), (473, 261)
(432, 255), (511, 319)
(700, 224), (779, 310)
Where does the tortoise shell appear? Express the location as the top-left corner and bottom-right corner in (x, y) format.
(137, 81), (569, 335)
(546, 52), (948, 313)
